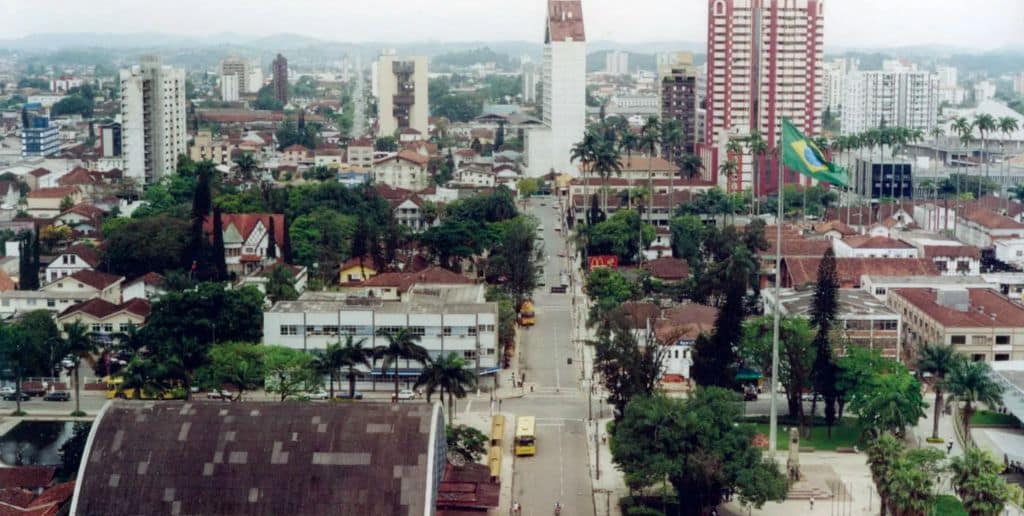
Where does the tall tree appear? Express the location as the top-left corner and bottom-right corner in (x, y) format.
(282, 213), (293, 264)
(811, 248), (840, 435)
(416, 353), (476, 425)
(189, 162), (214, 276)
(593, 316), (665, 420)
(59, 321), (98, 416)
(336, 335), (373, 399)
(950, 447), (1019, 516)
(917, 343), (962, 440)
(197, 342), (265, 401)
(211, 205), (228, 281)
(610, 390), (788, 515)
(266, 216), (278, 260)
(262, 345), (317, 401)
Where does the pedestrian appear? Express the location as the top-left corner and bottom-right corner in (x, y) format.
(809, 496), (815, 511)
(947, 441), (954, 455)
(498, 399), (502, 410)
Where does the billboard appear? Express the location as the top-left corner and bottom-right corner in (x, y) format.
(588, 255), (619, 270)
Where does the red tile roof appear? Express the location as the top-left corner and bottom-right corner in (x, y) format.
(783, 257), (940, 288)
(59, 297), (150, 320)
(60, 243), (99, 267)
(615, 302), (662, 329)
(56, 167), (100, 186)
(922, 245), (981, 260)
(655, 303), (718, 343)
(67, 270), (123, 290)
(764, 239), (832, 257)
(202, 213), (285, 248)
(127, 272), (165, 286)
(362, 266), (473, 292)
(375, 150), (431, 167)
(642, 257), (690, 280)
(27, 187), (78, 199)
(811, 221), (858, 237)
(59, 203), (105, 222)
(960, 209), (1024, 230)
(841, 235), (914, 250)
(0, 467), (54, 490)
(892, 288), (1024, 327)
(27, 168), (50, 178)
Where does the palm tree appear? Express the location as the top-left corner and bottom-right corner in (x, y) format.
(718, 160), (739, 202)
(571, 131), (600, 218)
(233, 152), (259, 181)
(338, 335), (373, 398)
(661, 118), (684, 166)
(867, 433), (903, 516)
(917, 343), (962, 440)
(998, 117), (1019, 213)
(952, 117), (975, 229)
(592, 139), (623, 215)
(974, 113), (997, 200)
(415, 352), (476, 425)
(118, 357), (164, 400)
(619, 129), (639, 208)
(312, 343), (344, 399)
(725, 139), (744, 194)
(375, 328), (430, 399)
(747, 131), (769, 215)
(944, 359), (1005, 444)
(639, 116), (661, 225)
(59, 321), (98, 415)
(111, 322), (145, 358)
(950, 447), (1016, 516)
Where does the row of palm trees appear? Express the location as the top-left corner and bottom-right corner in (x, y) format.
(312, 329), (476, 424)
(917, 342), (1005, 443)
(570, 116), (703, 224)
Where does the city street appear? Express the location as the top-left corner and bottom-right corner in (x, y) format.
(506, 197), (596, 515)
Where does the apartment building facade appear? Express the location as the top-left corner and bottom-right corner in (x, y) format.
(120, 57), (187, 183)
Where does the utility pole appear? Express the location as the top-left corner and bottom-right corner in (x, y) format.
(769, 150), (784, 455)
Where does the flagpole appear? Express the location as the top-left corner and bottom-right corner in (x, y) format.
(769, 138), (784, 456)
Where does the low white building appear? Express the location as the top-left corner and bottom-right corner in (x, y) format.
(45, 244), (100, 283)
(122, 272), (167, 302)
(832, 236), (919, 259)
(40, 270), (123, 305)
(262, 284), (499, 378)
(373, 151), (430, 191)
(956, 209), (1024, 248)
(861, 274), (995, 303)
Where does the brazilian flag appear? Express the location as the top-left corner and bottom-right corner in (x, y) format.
(781, 119), (848, 187)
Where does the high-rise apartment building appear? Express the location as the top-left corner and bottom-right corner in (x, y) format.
(220, 57), (251, 95)
(840, 71), (939, 135)
(702, 0), (825, 194)
(822, 60), (846, 114)
(120, 56), (187, 183)
(659, 52), (698, 156)
(272, 54), (288, 105)
(375, 54), (428, 137)
(522, 64), (539, 104)
(221, 73), (239, 102)
(605, 50), (629, 75)
(525, 0), (586, 177)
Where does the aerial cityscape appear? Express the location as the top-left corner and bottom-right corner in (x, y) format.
(1, 0), (1024, 514)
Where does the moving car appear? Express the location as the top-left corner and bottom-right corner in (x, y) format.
(307, 390), (330, 400)
(397, 389), (418, 400)
(207, 390), (233, 400)
(43, 391), (70, 402)
(3, 392), (30, 401)
(334, 391), (364, 400)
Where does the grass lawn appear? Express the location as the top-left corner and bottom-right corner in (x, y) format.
(970, 410), (1020, 427)
(750, 419), (861, 451)
(931, 494), (966, 516)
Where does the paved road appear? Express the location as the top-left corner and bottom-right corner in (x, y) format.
(507, 197), (596, 516)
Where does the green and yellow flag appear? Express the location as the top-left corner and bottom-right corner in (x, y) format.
(781, 118), (848, 187)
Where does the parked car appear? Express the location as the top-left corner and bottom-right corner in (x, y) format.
(3, 392), (30, 401)
(0, 386), (14, 395)
(397, 389), (418, 400)
(334, 391), (364, 400)
(43, 391), (70, 402)
(307, 390), (330, 400)
(206, 390), (233, 400)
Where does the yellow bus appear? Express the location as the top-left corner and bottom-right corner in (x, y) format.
(518, 300), (536, 327)
(104, 376), (186, 400)
(514, 416), (536, 456)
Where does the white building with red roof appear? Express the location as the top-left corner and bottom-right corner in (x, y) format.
(56, 298), (151, 341)
(373, 150), (431, 191)
(833, 235), (919, 259)
(45, 243), (100, 283)
(202, 213), (286, 276)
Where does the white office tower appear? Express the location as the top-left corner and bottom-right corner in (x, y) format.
(220, 57), (250, 95)
(822, 60), (846, 114)
(526, 0), (586, 177)
(375, 54), (428, 137)
(605, 50), (629, 75)
(221, 74), (239, 102)
(120, 56), (187, 184)
(936, 66), (958, 89)
(840, 71), (939, 135)
(522, 65), (539, 103)
(247, 65), (264, 94)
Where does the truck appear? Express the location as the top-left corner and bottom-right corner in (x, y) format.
(517, 299), (536, 327)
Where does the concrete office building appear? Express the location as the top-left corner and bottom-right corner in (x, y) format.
(605, 50), (629, 75)
(376, 53), (429, 138)
(263, 285), (499, 377)
(522, 64), (539, 104)
(701, 0), (825, 195)
(822, 59), (847, 114)
(220, 57), (251, 95)
(841, 71), (939, 135)
(220, 73), (239, 102)
(21, 114), (59, 158)
(525, 0), (587, 177)
(272, 53), (288, 105)
(120, 57), (187, 183)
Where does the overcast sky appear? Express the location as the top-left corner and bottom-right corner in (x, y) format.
(7, 0), (1024, 50)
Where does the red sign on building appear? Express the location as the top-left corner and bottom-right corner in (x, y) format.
(588, 255), (619, 270)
